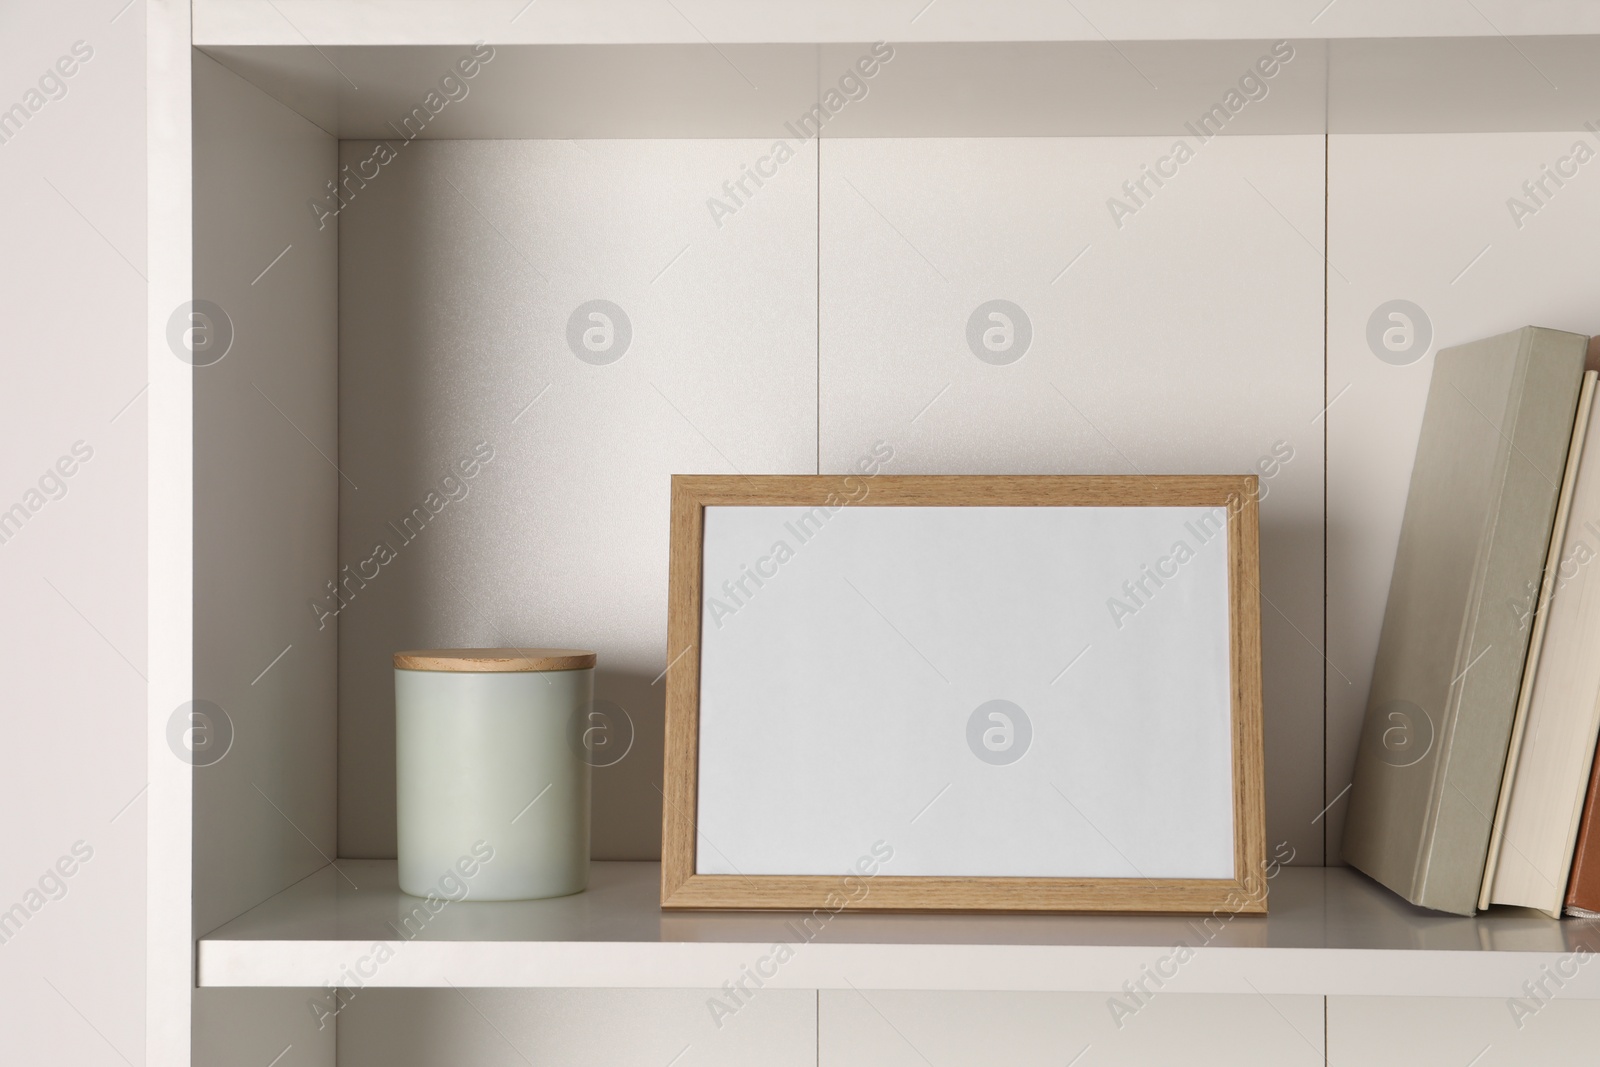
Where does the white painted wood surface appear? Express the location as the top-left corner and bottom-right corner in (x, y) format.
(1329, 995), (1600, 1065)
(820, 990), (1325, 1066)
(340, 988), (816, 1067)
(192, 989), (335, 1067)
(195, 39), (1600, 142)
(191, 0), (1600, 46)
(191, 51), (339, 938)
(149, 3), (195, 1065)
(198, 861), (1600, 998)
(186, 46), (340, 1067)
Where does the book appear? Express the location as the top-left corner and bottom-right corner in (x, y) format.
(1342, 326), (1588, 915)
(1567, 338), (1600, 919)
(1479, 370), (1600, 916)
(1567, 734), (1600, 916)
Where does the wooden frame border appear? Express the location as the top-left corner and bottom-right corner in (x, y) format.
(662, 475), (1265, 913)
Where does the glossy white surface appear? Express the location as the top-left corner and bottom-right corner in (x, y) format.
(198, 861), (1600, 997)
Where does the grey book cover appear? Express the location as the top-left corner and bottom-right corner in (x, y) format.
(1343, 326), (1588, 915)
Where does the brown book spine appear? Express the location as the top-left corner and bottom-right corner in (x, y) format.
(1571, 330), (1600, 916)
(1567, 740), (1600, 913)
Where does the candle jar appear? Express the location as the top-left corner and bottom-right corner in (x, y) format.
(394, 647), (595, 901)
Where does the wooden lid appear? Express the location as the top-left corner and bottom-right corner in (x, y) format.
(393, 648), (596, 672)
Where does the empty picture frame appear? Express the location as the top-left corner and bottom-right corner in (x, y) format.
(662, 475), (1265, 913)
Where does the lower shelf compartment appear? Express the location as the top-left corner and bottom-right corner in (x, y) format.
(196, 860), (1599, 996)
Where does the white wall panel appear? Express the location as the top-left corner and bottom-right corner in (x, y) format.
(819, 136), (1327, 863)
(1325, 133), (1600, 862)
(336, 138), (819, 860)
(0, 1), (149, 1063)
(192, 54), (338, 934)
(821, 990), (1324, 1066)
(1330, 995), (1600, 1065)
(193, 988), (334, 1067)
(340, 988), (815, 1067)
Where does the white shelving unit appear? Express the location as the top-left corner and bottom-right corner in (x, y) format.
(151, 3), (1600, 1064)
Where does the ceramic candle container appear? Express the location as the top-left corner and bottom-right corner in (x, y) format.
(394, 647), (596, 901)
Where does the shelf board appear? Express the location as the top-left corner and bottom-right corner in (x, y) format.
(199, 36), (1600, 142)
(194, 0), (1600, 46)
(198, 861), (1600, 996)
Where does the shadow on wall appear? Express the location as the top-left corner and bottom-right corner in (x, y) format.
(590, 668), (665, 861)
(335, 141), (671, 862)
